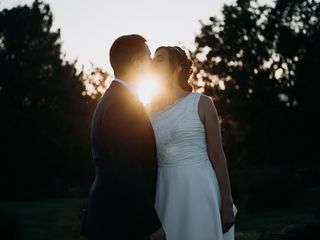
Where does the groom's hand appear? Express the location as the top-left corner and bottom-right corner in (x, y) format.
(148, 227), (166, 240)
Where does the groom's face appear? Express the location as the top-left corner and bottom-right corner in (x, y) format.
(135, 44), (152, 76)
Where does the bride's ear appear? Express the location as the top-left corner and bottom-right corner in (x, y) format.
(176, 66), (182, 73)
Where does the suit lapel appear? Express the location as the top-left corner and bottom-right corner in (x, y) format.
(108, 81), (143, 107)
(107, 81), (155, 138)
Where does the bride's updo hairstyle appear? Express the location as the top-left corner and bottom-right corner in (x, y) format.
(155, 46), (193, 92)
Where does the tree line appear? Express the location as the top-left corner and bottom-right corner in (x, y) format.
(0, 0), (319, 200)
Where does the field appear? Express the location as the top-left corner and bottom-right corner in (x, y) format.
(1, 190), (319, 240)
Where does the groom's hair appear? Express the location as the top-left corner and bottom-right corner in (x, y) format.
(109, 34), (147, 77)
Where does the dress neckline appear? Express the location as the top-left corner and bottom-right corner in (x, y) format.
(152, 92), (194, 119)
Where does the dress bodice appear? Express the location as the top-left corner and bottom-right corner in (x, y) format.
(151, 92), (209, 167)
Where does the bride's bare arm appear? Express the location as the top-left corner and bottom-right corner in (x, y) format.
(199, 94), (235, 233)
(199, 95), (233, 206)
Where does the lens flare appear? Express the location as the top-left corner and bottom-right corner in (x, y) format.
(138, 73), (161, 105)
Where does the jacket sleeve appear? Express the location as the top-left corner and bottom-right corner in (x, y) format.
(104, 103), (162, 235)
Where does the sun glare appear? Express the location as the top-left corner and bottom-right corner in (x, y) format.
(138, 74), (161, 105)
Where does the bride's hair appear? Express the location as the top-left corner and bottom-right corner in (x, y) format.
(155, 46), (193, 92)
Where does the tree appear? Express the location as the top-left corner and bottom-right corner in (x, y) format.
(0, 0), (95, 199)
(192, 0), (320, 168)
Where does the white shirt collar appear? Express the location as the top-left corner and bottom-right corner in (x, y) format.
(113, 78), (139, 98)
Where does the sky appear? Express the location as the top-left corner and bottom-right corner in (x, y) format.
(0, 0), (236, 72)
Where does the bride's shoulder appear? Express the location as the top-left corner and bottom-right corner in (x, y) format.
(145, 98), (162, 118)
(145, 102), (154, 118)
(197, 92), (217, 118)
(196, 92), (213, 105)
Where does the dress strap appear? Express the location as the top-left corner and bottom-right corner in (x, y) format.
(192, 92), (202, 113)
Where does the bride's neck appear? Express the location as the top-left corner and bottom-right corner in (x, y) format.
(147, 82), (189, 116)
(169, 84), (189, 102)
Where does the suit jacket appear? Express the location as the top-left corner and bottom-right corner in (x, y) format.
(81, 81), (162, 239)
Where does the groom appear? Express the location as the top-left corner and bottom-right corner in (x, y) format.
(81, 34), (166, 240)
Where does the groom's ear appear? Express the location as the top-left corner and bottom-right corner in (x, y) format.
(132, 59), (141, 69)
(176, 66), (182, 73)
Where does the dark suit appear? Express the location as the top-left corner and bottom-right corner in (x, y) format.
(81, 81), (162, 239)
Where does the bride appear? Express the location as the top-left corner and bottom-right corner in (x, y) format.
(146, 46), (238, 240)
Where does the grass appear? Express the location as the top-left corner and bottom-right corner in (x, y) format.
(0, 190), (319, 240)
(0, 198), (87, 240)
(234, 189), (320, 240)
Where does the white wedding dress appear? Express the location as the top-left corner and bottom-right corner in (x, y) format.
(151, 92), (238, 240)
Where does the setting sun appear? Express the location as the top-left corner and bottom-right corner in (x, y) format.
(138, 74), (162, 105)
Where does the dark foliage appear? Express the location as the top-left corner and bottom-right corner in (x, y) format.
(0, 1), (97, 200)
(192, 0), (320, 169)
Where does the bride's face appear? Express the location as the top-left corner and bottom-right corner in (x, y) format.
(153, 49), (173, 88)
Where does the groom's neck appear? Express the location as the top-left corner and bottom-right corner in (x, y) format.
(115, 74), (138, 89)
